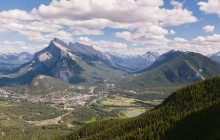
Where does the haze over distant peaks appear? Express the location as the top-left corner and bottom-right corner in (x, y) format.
(106, 51), (159, 71)
(141, 50), (183, 72)
(209, 51), (220, 63)
(118, 50), (220, 89)
(0, 51), (33, 64)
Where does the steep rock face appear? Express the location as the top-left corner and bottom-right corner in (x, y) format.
(25, 39), (85, 83)
(0, 38), (126, 86)
(68, 42), (108, 61)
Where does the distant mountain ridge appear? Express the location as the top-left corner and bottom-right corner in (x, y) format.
(118, 50), (220, 89)
(209, 51), (220, 63)
(106, 51), (159, 71)
(139, 50), (183, 72)
(0, 51), (33, 74)
(1, 38), (219, 89)
(0, 38), (126, 86)
(0, 51), (33, 64)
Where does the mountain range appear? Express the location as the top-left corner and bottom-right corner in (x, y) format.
(106, 51), (159, 71)
(209, 51), (220, 63)
(0, 51), (33, 64)
(0, 38), (127, 86)
(118, 50), (220, 89)
(0, 38), (220, 89)
(0, 51), (33, 74)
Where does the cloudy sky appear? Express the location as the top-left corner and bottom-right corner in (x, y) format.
(0, 0), (220, 55)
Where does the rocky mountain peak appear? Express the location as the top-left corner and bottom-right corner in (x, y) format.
(216, 52), (220, 56)
(0, 38), (128, 86)
(156, 50), (183, 62)
(68, 42), (95, 54)
(143, 52), (159, 62)
(68, 42), (107, 61)
(42, 38), (107, 62)
(145, 51), (159, 55)
(139, 50), (184, 72)
(53, 38), (68, 47)
(32, 39), (73, 67)
(211, 51), (220, 56)
(50, 38), (69, 52)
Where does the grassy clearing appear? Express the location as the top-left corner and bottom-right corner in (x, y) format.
(0, 102), (15, 107)
(27, 112), (71, 126)
(140, 100), (162, 106)
(100, 97), (137, 106)
(119, 109), (146, 118)
(0, 102), (68, 121)
(84, 114), (98, 123)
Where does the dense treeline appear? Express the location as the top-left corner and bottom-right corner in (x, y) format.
(0, 102), (67, 121)
(56, 75), (220, 140)
(164, 102), (220, 140)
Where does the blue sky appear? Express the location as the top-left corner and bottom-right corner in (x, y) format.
(0, 0), (220, 55)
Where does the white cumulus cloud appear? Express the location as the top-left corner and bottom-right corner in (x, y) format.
(198, 0), (220, 17)
(77, 37), (127, 52)
(170, 30), (176, 35)
(2, 40), (26, 46)
(0, 0), (200, 54)
(174, 37), (188, 42)
(0, 9), (34, 20)
(115, 26), (170, 46)
(202, 25), (215, 33)
(31, 0), (197, 29)
(73, 28), (104, 35)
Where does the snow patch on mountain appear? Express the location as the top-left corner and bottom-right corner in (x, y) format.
(143, 52), (160, 62)
(106, 52), (159, 61)
(0, 51), (33, 63)
(68, 52), (76, 60)
(106, 51), (159, 71)
(38, 52), (52, 62)
(53, 41), (69, 52)
(209, 51), (220, 63)
(38, 75), (46, 79)
(212, 52), (220, 56)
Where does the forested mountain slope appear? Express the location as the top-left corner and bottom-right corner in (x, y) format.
(56, 75), (220, 140)
(118, 51), (220, 89)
